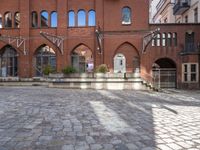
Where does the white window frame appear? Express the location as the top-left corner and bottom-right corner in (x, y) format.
(182, 63), (199, 83)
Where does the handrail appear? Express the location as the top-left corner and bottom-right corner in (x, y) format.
(141, 71), (160, 90)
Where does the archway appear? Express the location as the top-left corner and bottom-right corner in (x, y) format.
(35, 45), (56, 76)
(113, 42), (140, 73)
(114, 53), (126, 73)
(0, 45), (18, 77)
(153, 58), (177, 88)
(71, 44), (93, 73)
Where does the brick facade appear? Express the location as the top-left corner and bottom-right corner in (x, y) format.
(0, 0), (199, 89)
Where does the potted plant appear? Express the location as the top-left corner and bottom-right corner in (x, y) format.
(62, 66), (77, 77)
(43, 65), (56, 77)
(95, 64), (109, 78)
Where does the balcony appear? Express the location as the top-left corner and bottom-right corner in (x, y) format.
(180, 43), (200, 55)
(173, 0), (190, 15)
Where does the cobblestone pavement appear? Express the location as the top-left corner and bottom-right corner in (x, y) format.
(0, 87), (200, 150)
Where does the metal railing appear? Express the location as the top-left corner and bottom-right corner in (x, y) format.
(173, 0), (190, 15)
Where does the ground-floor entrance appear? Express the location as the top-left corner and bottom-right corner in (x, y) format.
(0, 45), (18, 77)
(153, 58), (177, 88)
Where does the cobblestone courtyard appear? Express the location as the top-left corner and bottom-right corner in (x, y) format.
(0, 87), (200, 150)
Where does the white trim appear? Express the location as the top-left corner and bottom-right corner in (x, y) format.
(182, 63), (199, 83)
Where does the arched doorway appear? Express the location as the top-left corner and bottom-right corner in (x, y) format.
(114, 53), (126, 73)
(113, 42), (140, 73)
(71, 44), (93, 73)
(0, 45), (18, 77)
(35, 45), (56, 76)
(153, 58), (177, 88)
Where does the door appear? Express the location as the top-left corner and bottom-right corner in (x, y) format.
(114, 54), (126, 73)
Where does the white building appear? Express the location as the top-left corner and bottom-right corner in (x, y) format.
(152, 0), (200, 23)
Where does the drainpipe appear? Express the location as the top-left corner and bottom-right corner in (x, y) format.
(198, 43), (200, 89)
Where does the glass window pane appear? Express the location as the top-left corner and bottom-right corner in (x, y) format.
(41, 11), (48, 27)
(51, 12), (57, 27)
(191, 74), (196, 82)
(191, 64), (196, 72)
(14, 13), (20, 28)
(0, 14), (2, 28)
(88, 10), (96, 26)
(122, 7), (131, 24)
(78, 10), (86, 26)
(184, 64), (187, 72)
(184, 73), (188, 82)
(162, 33), (166, 46)
(68, 11), (75, 27)
(4, 12), (12, 28)
(32, 12), (38, 27)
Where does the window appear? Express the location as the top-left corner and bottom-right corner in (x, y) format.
(0, 14), (2, 28)
(122, 7), (131, 25)
(0, 45), (18, 77)
(173, 33), (177, 46)
(162, 33), (166, 46)
(51, 11), (57, 27)
(156, 33), (161, 46)
(194, 8), (198, 23)
(41, 11), (48, 27)
(185, 15), (188, 23)
(78, 10), (86, 26)
(68, 11), (75, 27)
(4, 12), (12, 28)
(35, 45), (56, 76)
(152, 38), (155, 47)
(185, 32), (195, 52)
(167, 33), (172, 46)
(14, 12), (20, 28)
(32, 11), (38, 28)
(88, 10), (96, 26)
(182, 63), (198, 82)
(164, 18), (168, 23)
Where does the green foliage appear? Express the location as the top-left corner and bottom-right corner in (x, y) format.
(43, 65), (56, 75)
(62, 66), (77, 74)
(95, 64), (109, 73)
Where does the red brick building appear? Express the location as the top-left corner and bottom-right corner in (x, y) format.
(0, 0), (199, 89)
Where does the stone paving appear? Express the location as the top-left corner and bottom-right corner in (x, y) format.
(0, 87), (200, 150)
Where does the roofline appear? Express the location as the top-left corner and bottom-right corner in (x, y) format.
(150, 23), (200, 26)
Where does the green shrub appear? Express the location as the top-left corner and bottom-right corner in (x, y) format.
(95, 64), (109, 73)
(62, 66), (77, 74)
(43, 65), (56, 75)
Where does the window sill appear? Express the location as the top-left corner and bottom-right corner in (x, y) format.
(122, 23), (131, 26)
(182, 81), (199, 83)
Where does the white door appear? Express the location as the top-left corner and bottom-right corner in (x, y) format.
(114, 54), (126, 73)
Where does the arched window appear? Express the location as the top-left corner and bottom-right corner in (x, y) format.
(68, 10), (75, 27)
(14, 12), (20, 28)
(167, 33), (172, 46)
(162, 33), (167, 46)
(0, 45), (18, 77)
(173, 33), (177, 46)
(41, 11), (48, 27)
(35, 45), (56, 76)
(88, 10), (96, 26)
(156, 33), (161, 46)
(0, 14), (2, 28)
(31, 11), (38, 28)
(51, 11), (57, 28)
(122, 7), (131, 25)
(78, 10), (86, 26)
(152, 38), (155, 47)
(4, 12), (12, 28)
